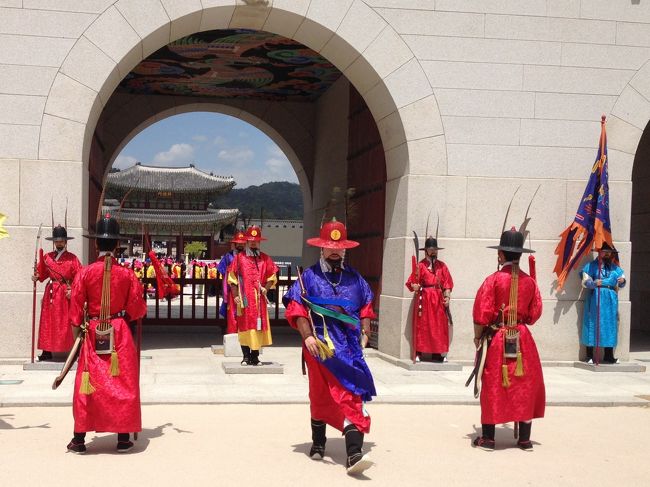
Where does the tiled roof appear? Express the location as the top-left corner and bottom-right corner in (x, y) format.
(107, 163), (235, 194)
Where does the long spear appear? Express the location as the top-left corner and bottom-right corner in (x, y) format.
(31, 224), (43, 363)
(411, 231), (420, 364)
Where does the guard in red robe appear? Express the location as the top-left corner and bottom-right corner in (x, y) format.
(472, 228), (545, 451)
(31, 225), (82, 361)
(227, 225), (278, 365)
(406, 237), (453, 362)
(66, 214), (147, 454)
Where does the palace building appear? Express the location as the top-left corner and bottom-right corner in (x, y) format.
(103, 163), (238, 258)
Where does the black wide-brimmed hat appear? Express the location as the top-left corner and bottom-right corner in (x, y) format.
(45, 224), (74, 242)
(420, 237), (444, 250)
(487, 228), (534, 253)
(593, 241), (618, 253)
(85, 214), (121, 240)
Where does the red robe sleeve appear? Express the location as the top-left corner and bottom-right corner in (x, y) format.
(68, 268), (87, 326)
(405, 268), (417, 291)
(284, 300), (309, 329)
(524, 279), (543, 325)
(440, 262), (454, 290)
(37, 250), (50, 282)
(125, 270), (147, 321)
(360, 302), (376, 320)
(473, 275), (497, 326)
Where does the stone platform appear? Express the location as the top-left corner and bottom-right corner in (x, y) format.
(573, 361), (646, 373)
(23, 361), (72, 371)
(371, 349), (463, 371)
(222, 362), (283, 374)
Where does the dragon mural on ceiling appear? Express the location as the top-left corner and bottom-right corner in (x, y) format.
(119, 29), (343, 101)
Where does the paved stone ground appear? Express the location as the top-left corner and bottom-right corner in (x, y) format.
(1, 329), (650, 407)
(1, 329), (649, 485)
(1, 404), (648, 486)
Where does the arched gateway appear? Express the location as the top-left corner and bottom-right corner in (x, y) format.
(19, 2), (439, 359)
(3, 2), (647, 362)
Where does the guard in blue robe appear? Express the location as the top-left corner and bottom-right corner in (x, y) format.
(580, 243), (626, 363)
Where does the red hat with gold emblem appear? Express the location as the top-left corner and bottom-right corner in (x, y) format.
(230, 230), (248, 244)
(306, 218), (359, 250)
(246, 225), (266, 242)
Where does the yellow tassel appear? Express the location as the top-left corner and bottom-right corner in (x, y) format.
(79, 371), (95, 395)
(110, 350), (120, 377)
(501, 364), (510, 388)
(316, 338), (334, 360)
(515, 351), (524, 377)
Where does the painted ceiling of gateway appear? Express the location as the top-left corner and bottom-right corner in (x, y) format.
(118, 29), (343, 101)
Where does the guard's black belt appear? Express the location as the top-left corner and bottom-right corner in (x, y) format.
(89, 310), (126, 321)
(421, 284), (442, 289)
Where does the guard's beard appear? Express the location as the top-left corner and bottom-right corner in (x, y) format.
(251, 248), (259, 256)
(326, 257), (342, 271)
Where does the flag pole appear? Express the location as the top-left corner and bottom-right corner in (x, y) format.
(595, 254), (601, 366)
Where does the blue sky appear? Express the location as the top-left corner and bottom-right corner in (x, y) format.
(113, 112), (298, 188)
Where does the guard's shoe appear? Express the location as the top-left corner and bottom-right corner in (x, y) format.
(309, 444), (325, 459)
(117, 441), (134, 453)
(249, 357), (262, 366)
(346, 453), (373, 475)
(583, 358), (593, 364)
(66, 440), (86, 454)
(602, 358), (619, 364)
(240, 357), (250, 366)
(472, 436), (495, 451)
(38, 351), (53, 362)
(517, 440), (533, 451)
(415, 355), (421, 363)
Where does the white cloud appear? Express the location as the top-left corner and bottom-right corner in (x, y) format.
(213, 135), (227, 146)
(113, 154), (138, 169)
(153, 143), (194, 165)
(192, 135), (207, 142)
(267, 145), (285, 158)
(265, 157), (288, 174)
(217, 147), (254, 165)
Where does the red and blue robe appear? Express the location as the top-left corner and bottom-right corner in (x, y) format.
(283, 263), (376, 433)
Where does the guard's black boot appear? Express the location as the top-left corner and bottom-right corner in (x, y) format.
(250, 349), (261, 366)
(309, 419), (326, 459)
(473, 423), (495, 451)
(603, 347), (619, 364)
(117, 432), (134, 453)
(67, 431), (86, 454)
(584, 346), (594, 364)
(344, 424), (373, 475)
(241, 346), (251, 365)
(517, 422), (533, 451)
(38, 350), (53, 362)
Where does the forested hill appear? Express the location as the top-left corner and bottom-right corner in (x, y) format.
(212, 181), (303, 220)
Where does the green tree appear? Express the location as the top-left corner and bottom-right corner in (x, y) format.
(184, 241), (207, 257)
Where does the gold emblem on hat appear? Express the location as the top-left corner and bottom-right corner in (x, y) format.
(330, 229), (341, 241)
(251, 230), (258, 236)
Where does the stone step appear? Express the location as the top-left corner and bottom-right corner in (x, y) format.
(222, 362), (283, 374)
(573, 361), (646, 372)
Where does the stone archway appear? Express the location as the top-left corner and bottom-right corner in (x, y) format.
(607, 60), (650, 355)
(37, 1), (444, 359)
